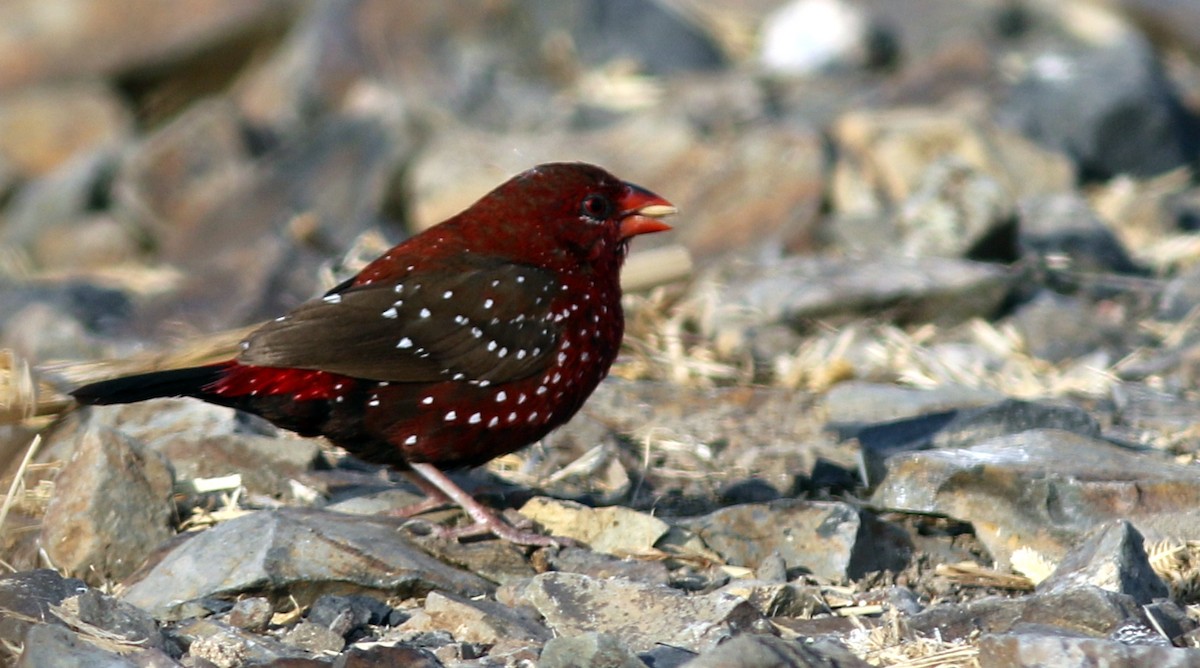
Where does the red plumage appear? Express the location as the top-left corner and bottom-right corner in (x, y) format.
(71, 163), (675, 545)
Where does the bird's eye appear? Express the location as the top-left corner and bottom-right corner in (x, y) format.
(580, 194), (613, 221)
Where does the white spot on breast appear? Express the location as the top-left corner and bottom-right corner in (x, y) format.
(537, 385), (548, 395)
(398, 337), (413, 349)
(454, 315), (468, 325)
(516, 275), (526, 283)
(562, 339), (571, 349)
(445, 410), (457, 421)
(443, 290), (454, 299)
(498, 347), (508, 358)
(379, 381), (390, 387)
(488, 416), (499, 427)
(452, 372), (465, 381)
(419, 308), (431, 318)
(557, 352), (567, 365)
(581, 352), (591, 362)
(483, 298), (494, 309)
(394, 284), (404, 293)
(487, 341), (498, 351)
(518, 393), (527, 404)
(421, 396), (434, 405)
(516, 349), (527, 360)
(528, 411), (539, 422)
(368, 397), (380, 407)
(491, 279), (500, 287)
(334, 383), (344, 390)
(495, 390), (507, 402)
(335, 396), (344, 403)
(382, 307), (398, 319)
(552, 372), (562, 384)
(478, 380), (491, 387)
(404, 434), (417, 445)
(471, 327), (483, 338)
(507, 411), (518, 422)
(469, 412), (482, 424)
(323, 294), (342, 304)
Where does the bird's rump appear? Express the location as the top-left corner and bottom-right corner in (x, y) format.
(237, 262), (562, 384)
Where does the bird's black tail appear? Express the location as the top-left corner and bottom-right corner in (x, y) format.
(71, 365), (227, 406)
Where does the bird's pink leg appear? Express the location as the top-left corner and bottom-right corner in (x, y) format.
(388, 470), (455, 518)
(406, 462), (560, 546)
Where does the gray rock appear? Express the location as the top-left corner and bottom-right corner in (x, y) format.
(1008, 291), (1130, 363)
(398, 591), (550, 646)
(682, 500), (911, 582)
(1037, 520), (1168, 605)
(823, 381), (1003, 427)
(16, 623), (142, 668)
(1016, 193), (1141, 274)
(978, 632), (1200, 668)
(685, 633), (870, 668)
(227, 597), (272, 631)
(513, 572), (763, 653)
(523, 0), (724, 75)
(282, 621), (344, 653)
(895, 158), (1016, 260)
(872, 428), (1200, 567)
(173, 618), (309, 666)
(39, 426), (174, 585)
(119, 508), (492, 619)
(0, 570), (88, 649)
(906, 585), (1141, 641)
(705, 255), (1014, 341)
(538, 632), (646, 668)
(852, 398), (1101, 485)
(1004, 37), (1198, 180)
(542, 547), (670, 587)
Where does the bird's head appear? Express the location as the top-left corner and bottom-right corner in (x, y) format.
(458, 162), (676, 271)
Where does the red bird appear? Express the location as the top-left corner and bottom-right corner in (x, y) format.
(72, 163), (675, 545)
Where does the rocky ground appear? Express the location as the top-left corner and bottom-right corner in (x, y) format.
(3, 0), (1200, 666)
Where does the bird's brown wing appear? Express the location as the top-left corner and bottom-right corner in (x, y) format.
(237, 263), (562, 383)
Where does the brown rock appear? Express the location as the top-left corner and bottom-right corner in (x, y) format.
(39, 426), (174, 585)
(0, 82), (131, 177)
(0, 0), (295, 91)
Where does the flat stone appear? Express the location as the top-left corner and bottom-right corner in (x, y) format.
(681, 500), (911, 582)
(852, 398), (1100, 485)
(514, 572), (764, 653)
(16, 623), (141, 668)
(538, 632), (646, 668)
(905, 586), (1141, 642)
(519, 497), (669, 555)
(823, 381), (1003, 428)
(174, 617), (310, 666)
(685, 633), (871, 668)
(704, 255), (1015, 342)
(872, 428), (1200, 567)
(397, 590), (550, 646)
(119, 508), (492, 619)
(978, 632), (1200, 668)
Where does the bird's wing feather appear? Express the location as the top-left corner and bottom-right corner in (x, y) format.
(238, 263), (562, 383)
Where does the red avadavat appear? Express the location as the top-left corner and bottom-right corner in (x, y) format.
(72, 163), (675, 545)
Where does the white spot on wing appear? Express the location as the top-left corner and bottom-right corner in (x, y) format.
(323, 294), (342, 304)
(382, 307), (398, 319)
(398, 337), (413, 349)
(419, 308), (431, 318)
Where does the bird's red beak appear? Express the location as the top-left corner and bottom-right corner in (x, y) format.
(618, 183), (676, 239)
